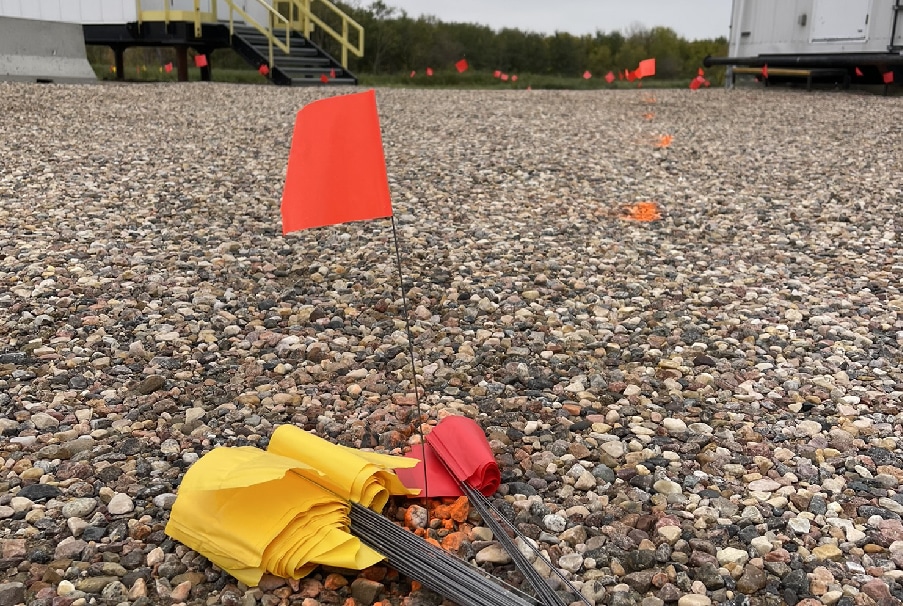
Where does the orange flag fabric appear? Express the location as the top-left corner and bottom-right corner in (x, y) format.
(762, 64), (769, 79)
(500, 73), (509, 81)
(164, 62), (173, 73)
(638, 58), (656, 78)
(855, 67), (863, 77)
(259, 64), (270, 76)
(583, 70), (592, 79)
(605, 71), (615, 83)
(511, 74), (518, 82)
(455, 58), (468, 73)
(493, 70), (501, 78)
(426, 67), (433, 76)
(281, 90), (392, 234)
(883, 71), (894, 84)
(194, 54), (208, 68)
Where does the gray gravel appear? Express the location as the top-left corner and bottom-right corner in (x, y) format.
(2, 81), (903, 606)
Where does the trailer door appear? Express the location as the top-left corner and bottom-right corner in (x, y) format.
(810, 0), (871, 42)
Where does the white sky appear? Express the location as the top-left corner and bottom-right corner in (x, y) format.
(381, 0), (733, 40)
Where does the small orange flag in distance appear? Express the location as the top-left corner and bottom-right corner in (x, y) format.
(455, 59), (468, 73)
(512, 74), (518, 82)
(698, 67), (705, 77)
(281, 90), (392, 234)
(855, 67), (863, 77)
(320, 74), (329, 83)
(426, 67), (433, 76)
(164, 62), (173, 73)
(493, 70), (501, 78)
(194, 54), (208, 68)
(638, 58), (656, 78)
(259, 64), (270, 76)
(330, 68), (336, 78)
(410, 70), (416, 77)
(583, 70), (592, 79)
(605, 71), (615, 83)
(762, 64), (768, 79)
(883, 71), (894, 84)
(500, 73), (509, 81)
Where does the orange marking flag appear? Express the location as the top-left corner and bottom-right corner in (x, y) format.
(164, 62), (173, 73)
(855, 67), (863, 77)
(583, 70), (592, 79)
(455, 58), (468, 73)
(194, 54), (208, 68)
(883, 71), (894, 84)
(330, 68), (337, 79)
(320, 74), (329, 83)
(493, 70), (501, 78)
(605, 71), (615, 83)
(500, 73), (509, 81)
(638, 58), (656, 78)
(698, 67), (705, 77)
(259, 64), (270, 76)
(426, 67), (433, 76)
(654, 134), (673, 148)
(511, 74), (518, 82)
(762, 64), (768, 79)
(622, 201), (662, 222)
(281, 90), (393, 234)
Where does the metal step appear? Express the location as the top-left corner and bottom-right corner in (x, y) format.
(288, 76), (358, 86)
(273, 55), (332, 68)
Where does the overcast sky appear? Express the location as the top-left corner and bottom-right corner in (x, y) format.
(381, 0), (732, 40)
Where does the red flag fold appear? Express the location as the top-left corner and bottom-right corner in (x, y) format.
(883, 71), (894, 84)
(426, 67), (433, 76)
(762, 64), (769, 79)
(583, 70), (592, 79)
(281, 90), (392, 234)
(194, 54), (208, 68)
(259, 64), (270, 76)
(493, 70), (501, 78)
(605, 71), (615, 83)
(455, 58), (468, 73)
(855, 67), (863, 77)
(164, 62), (173, 73)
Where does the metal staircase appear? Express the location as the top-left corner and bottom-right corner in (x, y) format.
(229, 22), (356, 86)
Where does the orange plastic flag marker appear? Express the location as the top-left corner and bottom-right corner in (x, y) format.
(855, 67), (863, 77)
(511, 74), (518, 82)
(762, 64), (768, 79)
(698, 67), (705, 77)
(638, 58), (656, 78)
(164, 62), (173, 73)
(654, 134), (673, 148)
(605, 71), (615, 83)
(621, 201), (661, 222)
(194, 54), (208, 68)
(493, 70), (501, 78)
(883, 71), (894, 84)
(704, 79), (710, 87)
(426, 67), (433, 76)
(455, 58), (468, 73)
(627, 70), (637, 82)
(320, 74), (329, 83)
(281, 90), (392, 234)
(330, 68), (337, 78)
(583, 70), (592, 79)
(259, 64), (270, 76)
(689, 77), (701, 90)
(410, 70), (415, 77)
(500, 73), (509, 81)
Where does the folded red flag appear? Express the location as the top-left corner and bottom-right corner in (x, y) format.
(410, 70), (416, 77)
(855, 67), (863, 77)
(883, 71), (894, 84)
(511, 74), (518, 82)
(194, 54), (207, 68)
(627, 70), (637, 82)
(605, 71), (615, 83)
(762, 64), (768, 79)
(638, 58), (656, 78)
(426, 67), (433, 76)
(397, 416), (501, 497)
(493, 70), (501, 78)
(500, 73), (509, 81)
(281, 90), (392, 234)
(689, 78), (701, 90)
(259, 64), (270, 76)
(330, 68), (336, 79)
(164, 62), (173, 73)
(698, 67), (705, 77)
(320, 74), (329, 83)
(455, 58), (468, 73)
(583, 70), (592, 79)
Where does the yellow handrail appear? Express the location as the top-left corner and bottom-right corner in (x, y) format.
(221, 0), (293, 70)
(290, 0), (364, 68)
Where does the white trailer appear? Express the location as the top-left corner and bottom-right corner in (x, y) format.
(706, 0), (903, 87)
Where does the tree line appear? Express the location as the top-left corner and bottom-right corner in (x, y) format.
(316, 1), (729, 80)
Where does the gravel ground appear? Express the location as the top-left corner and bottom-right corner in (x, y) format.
(1, 81), (903, 606)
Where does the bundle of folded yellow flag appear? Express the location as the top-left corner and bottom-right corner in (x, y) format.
(165, 425), (420, 586)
